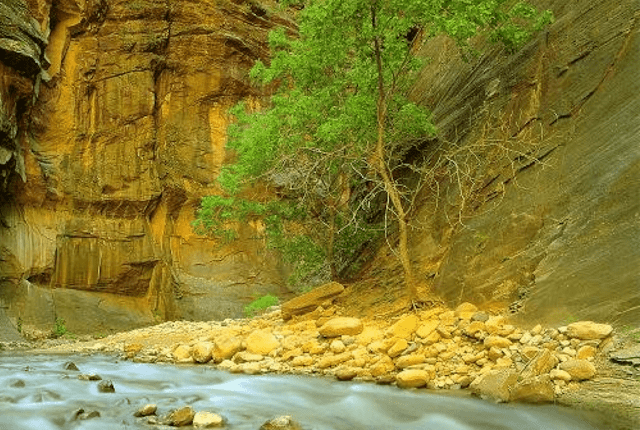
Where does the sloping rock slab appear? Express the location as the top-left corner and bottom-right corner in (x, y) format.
(610, 346), (640, 366)
(281, 282), (344, 320)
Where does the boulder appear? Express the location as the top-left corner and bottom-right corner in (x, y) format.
(510, 375), (554, 403)
(335, 368), (358, 381)
(455, 302), (478, 319)
(246, 330), (280, 355)
(78, 374), (102, 381)
(165, 406), (195, 426)
(212, 335), (243, 361)
(566, 321), (613, 340)
(64, 361), (79, 371)
(549, 369), (572, 382)
(396, 369), (430, 388)
(193, 411), (224, 428)
(330, 339), (346, 353)
(470, 370), (518, 402)
(97, 380), (115, 393)
(390, 314), (419, 339)
(521, 349), (558, 379)
(559, 359), (597, 380)
(416, 321), (439, 338)
(192, 342), (214, 364)
(260, 415), (302, 430)
(387, 339), (408, 358)
(173, 344), (192, 362)
(483, 336), (512, 349)
(319, 317), (363, 337)
(395, 354), (425, 369)
(134, 404), (157, 417)
(281, 282), (345, 320)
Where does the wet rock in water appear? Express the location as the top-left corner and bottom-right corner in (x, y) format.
(318, 317), (363, 337)
(610, 345), (640, 366)
(396, 369), (429, 389)
(97, 380), (115, 393)
(72, 408), (101, 420)
(259, 415), (302, 430)
(165, 406), (195, 426)
(78, 374), (102, 381)
(64, 361), (79, 371)
(566, 321), (613, 340)
(470, 369), (518, 403)
(134, 404), (157, 417)
(193, 411), (224, 428)
(559, 359), (597, 380)
(335, 368), (357, 381)
(10, 379), (25, 388)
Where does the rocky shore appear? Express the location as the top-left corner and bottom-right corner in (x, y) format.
(29, 284), (625, 412)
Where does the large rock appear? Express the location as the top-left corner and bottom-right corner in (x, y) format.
(245, 330), (280, 355)
(192, 342), (214, 364)
(396, 369), (430, 389)
(559, 359), (597, 381)
(165, 406), (195, 426)
(521, 349), (558, 379)
(566, 321), (613, 340)
(193, 411), (224, 428)
(260, 416), (302, 430)
(318, 317), (363, 338)
(390, 314), (419, 339)
(212, 335), (243, 362)
(510, 375), (554, 403)
(281, 282), (345, 320)
(470, 370), (518, 402)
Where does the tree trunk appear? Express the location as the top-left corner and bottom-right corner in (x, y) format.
(371, 5), (419, 301)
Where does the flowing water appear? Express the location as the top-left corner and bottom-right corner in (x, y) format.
(0, 353), (605, 430)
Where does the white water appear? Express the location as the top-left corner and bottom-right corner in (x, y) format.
(0, 354), (604, 430)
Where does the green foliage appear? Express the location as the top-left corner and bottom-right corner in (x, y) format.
(244, 294), (280, 318)
(194, 196), (326, 287)
(54, 317), (67, 338)
(199, 0), (552, 290)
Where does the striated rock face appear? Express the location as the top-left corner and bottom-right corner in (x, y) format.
(0, 0), (295, 334)
(406, 0), (640, 327)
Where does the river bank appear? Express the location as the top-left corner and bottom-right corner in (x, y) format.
(4, 284), (634, 429)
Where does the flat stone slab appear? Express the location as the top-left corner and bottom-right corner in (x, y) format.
(281, 282), (345, 320)
(610, 346), (640, 366)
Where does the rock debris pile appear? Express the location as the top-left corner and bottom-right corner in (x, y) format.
(45, 286), (615, 406)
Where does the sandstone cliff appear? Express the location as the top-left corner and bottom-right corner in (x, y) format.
(404, 0), (640, 326)
(0, 0), (295, 335)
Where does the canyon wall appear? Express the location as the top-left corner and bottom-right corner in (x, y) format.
(406, 0), (640, 327)
(0, 0), (294, 335)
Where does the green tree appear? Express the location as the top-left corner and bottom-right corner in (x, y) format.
(214, 0), (552, 301)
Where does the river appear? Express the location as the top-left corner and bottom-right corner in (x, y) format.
(0, 353), (606, 429)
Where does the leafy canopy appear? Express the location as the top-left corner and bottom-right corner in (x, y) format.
(220, 0), (553, 194)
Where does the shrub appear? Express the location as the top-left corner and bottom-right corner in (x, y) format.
(243, 294), (279, 318)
